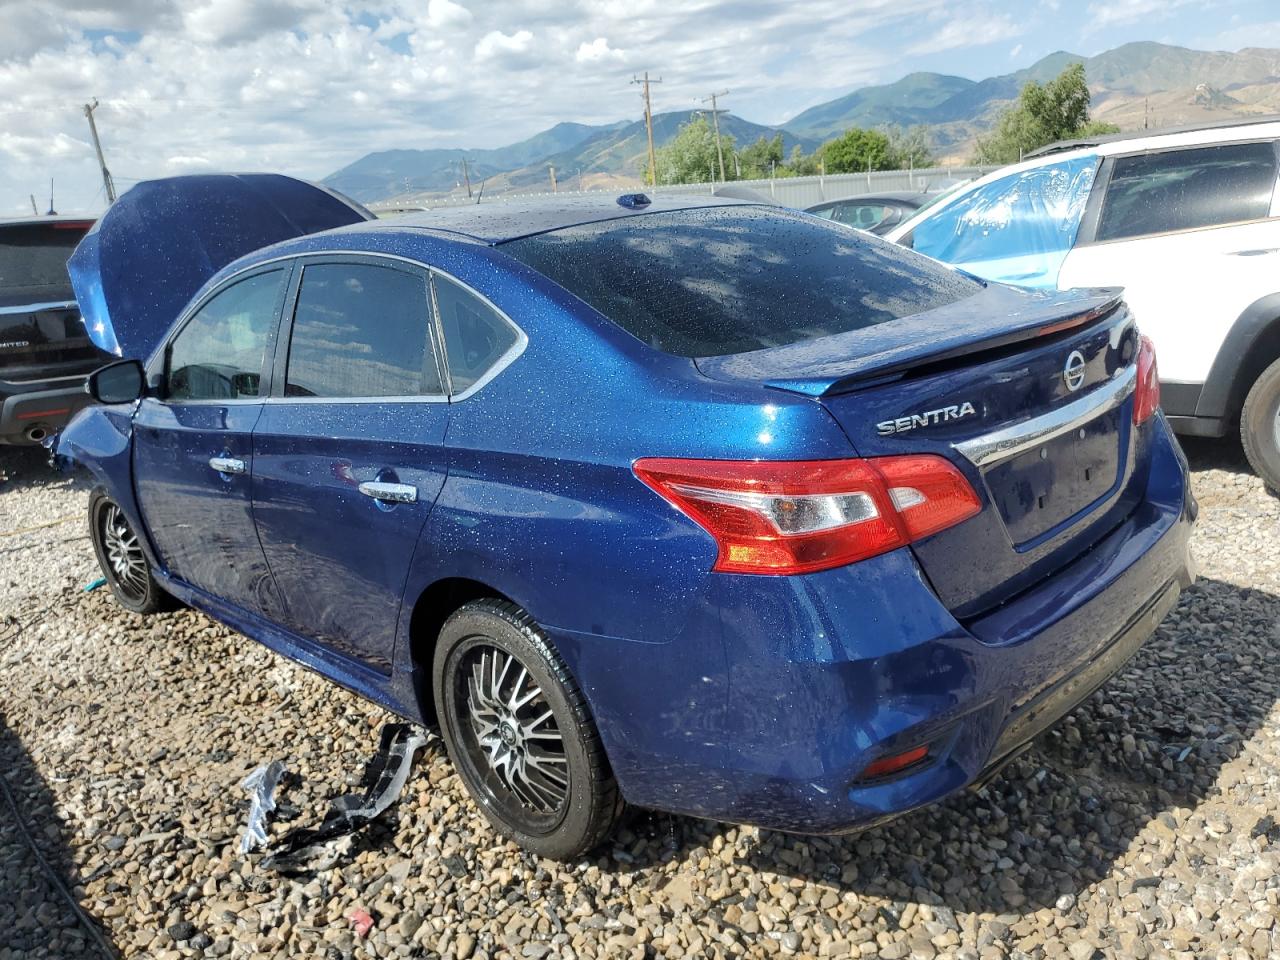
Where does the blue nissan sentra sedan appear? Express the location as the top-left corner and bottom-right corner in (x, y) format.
(57, 174), (1195, 858)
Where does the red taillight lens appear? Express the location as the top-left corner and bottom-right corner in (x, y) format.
(633, 455), (981, 576)
(1134, 335), (1160, 424)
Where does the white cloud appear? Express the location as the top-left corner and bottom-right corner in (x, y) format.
(576, 37), (624, 63)
(907, 11), (1023, 56)
(474, 29), (534, 62)
(1084, 0), (1196, 32)
(1009, 43), (1023, 59)
(425, 0), (472, 29)
(0, 0), (1027, 213)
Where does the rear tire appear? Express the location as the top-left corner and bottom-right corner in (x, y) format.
(1240, 356), (1280, 493)
(432, 599), (623, 859)
(88, 490), (173, 614)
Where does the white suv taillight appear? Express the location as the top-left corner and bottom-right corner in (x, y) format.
(633, 455), (981, 575)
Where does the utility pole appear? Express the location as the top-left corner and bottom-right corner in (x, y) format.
(548, 165), (558, 192)
(700, 89), (729, 182)
(632, 72), (662, 187)
(459, 158), (473, 198)
(29, 195), (37, 216)
(83, 99), (116, 204)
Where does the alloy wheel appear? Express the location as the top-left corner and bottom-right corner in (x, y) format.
(458, 643), (570, 826)
(100, 503), (148, 602)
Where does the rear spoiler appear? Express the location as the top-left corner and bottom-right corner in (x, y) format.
(695, 287), (1125, 398)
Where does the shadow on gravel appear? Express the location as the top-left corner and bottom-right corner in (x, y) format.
(1180, 434), (1254, 477)
(0, 445), (89, 498)
(0, 715), (118, 958)
(620, 576), (1279, 917)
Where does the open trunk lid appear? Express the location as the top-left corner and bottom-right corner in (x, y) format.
(698, 284), (1148, 620)
(68, 174), (372, 360)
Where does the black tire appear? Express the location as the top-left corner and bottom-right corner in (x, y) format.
(1241, 356), (1280, 493)
(88, 489), (173, 615)
(432, 599), (623, 859)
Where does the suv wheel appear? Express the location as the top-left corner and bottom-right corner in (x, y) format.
(88, 490), (173, 614)
(1241, 356), (1280, 493)
(433, 599), (623, 859)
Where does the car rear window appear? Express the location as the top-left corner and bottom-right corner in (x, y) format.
(0, 223), (89, 299)
(501, 205), (980, 358)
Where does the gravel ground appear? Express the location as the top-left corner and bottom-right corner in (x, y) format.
(1, 439), (1278, 960)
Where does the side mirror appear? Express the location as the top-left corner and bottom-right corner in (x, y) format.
(87, 359), (146, 404)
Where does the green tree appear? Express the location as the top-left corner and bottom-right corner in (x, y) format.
(738, 133), (784, 179)
(974, 63), (1118, 164)
(819, 127), (894, 174)
(647, 114), (736, 185)
(883, 125), (934, 169)
(785, 144), (820, 176)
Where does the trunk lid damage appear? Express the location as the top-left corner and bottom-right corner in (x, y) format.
(68, 174), (372, 361)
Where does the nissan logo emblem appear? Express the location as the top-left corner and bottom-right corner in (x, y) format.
(1063, 350), (1086, 392)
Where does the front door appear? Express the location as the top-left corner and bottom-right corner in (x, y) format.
(251, 257), (450, 675)
(132, 266), (289, 616)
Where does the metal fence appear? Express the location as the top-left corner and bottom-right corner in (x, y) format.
(367, 166), (1002, 214)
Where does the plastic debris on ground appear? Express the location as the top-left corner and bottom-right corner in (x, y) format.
(347, 907), (375, 939)
(260, 723), (429, 874)
(239, 760), (286, 853)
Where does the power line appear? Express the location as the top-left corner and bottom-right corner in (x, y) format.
(631, 72), (662, 187)
(82, 98), (116, 204)
(700, 89), (730, 182)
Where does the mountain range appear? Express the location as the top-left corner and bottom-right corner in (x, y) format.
(324, 42), (1280, 204)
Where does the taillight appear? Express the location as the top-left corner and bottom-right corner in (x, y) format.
(633, 455), (981, 575)
(1133, 335), (1160, 424)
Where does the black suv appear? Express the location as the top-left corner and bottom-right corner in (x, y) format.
(0, 217), (107, 445)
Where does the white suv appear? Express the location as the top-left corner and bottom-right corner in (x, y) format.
(886, 119), (1280, 489)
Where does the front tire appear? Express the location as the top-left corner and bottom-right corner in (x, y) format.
(1240, 356), (1280, 493)
(432, 599), (623, 859)
(88, 490), (172, 614)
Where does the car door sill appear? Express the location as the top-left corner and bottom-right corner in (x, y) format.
(158, 573), (414, 719)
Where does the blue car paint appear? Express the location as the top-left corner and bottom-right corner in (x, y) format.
(59, 177), (1196, 836)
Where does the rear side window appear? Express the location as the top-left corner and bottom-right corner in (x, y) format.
(1095, 142), (1278, 242)
(0, 223), (90, 299)
(911, 156), (1098, 286)
(433, 274), (520, 393)
(502, 206), (978, 358)
(167, 270), (283, 402)
(285, 262), (442, 398)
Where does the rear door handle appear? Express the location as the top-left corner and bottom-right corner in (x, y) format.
(209, 456), (246, 475)
(358, 481), (417, 504)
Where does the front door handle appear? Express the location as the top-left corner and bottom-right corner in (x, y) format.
(209, 456), (247, 475)
(358, 481), (417, 504)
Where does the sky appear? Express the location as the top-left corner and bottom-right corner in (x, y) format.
(1, 0), (1278, 214)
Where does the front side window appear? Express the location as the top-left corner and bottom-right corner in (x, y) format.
(911, 155), (1098, 287)
(433, 275), (520, 393)
(285, 262), (442, 399)
(1095, 141), (1278, 242)
(167, 270), (283, 402)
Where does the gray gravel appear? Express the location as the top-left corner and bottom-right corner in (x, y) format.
(1, 439), (1279, 960)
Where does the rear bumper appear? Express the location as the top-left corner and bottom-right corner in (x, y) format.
(0, 375), (93, 444)
(555, 420), (1195, 832)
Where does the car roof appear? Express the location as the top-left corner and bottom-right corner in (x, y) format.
(807, 192), (930, 210)
(1026, 115), (1280, 160)
(371, 192), (756, 245)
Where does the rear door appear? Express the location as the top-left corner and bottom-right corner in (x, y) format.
(250, 256), (449, 675)
(132, 265), (289, 616)
(1059, 139), (1280, 387)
